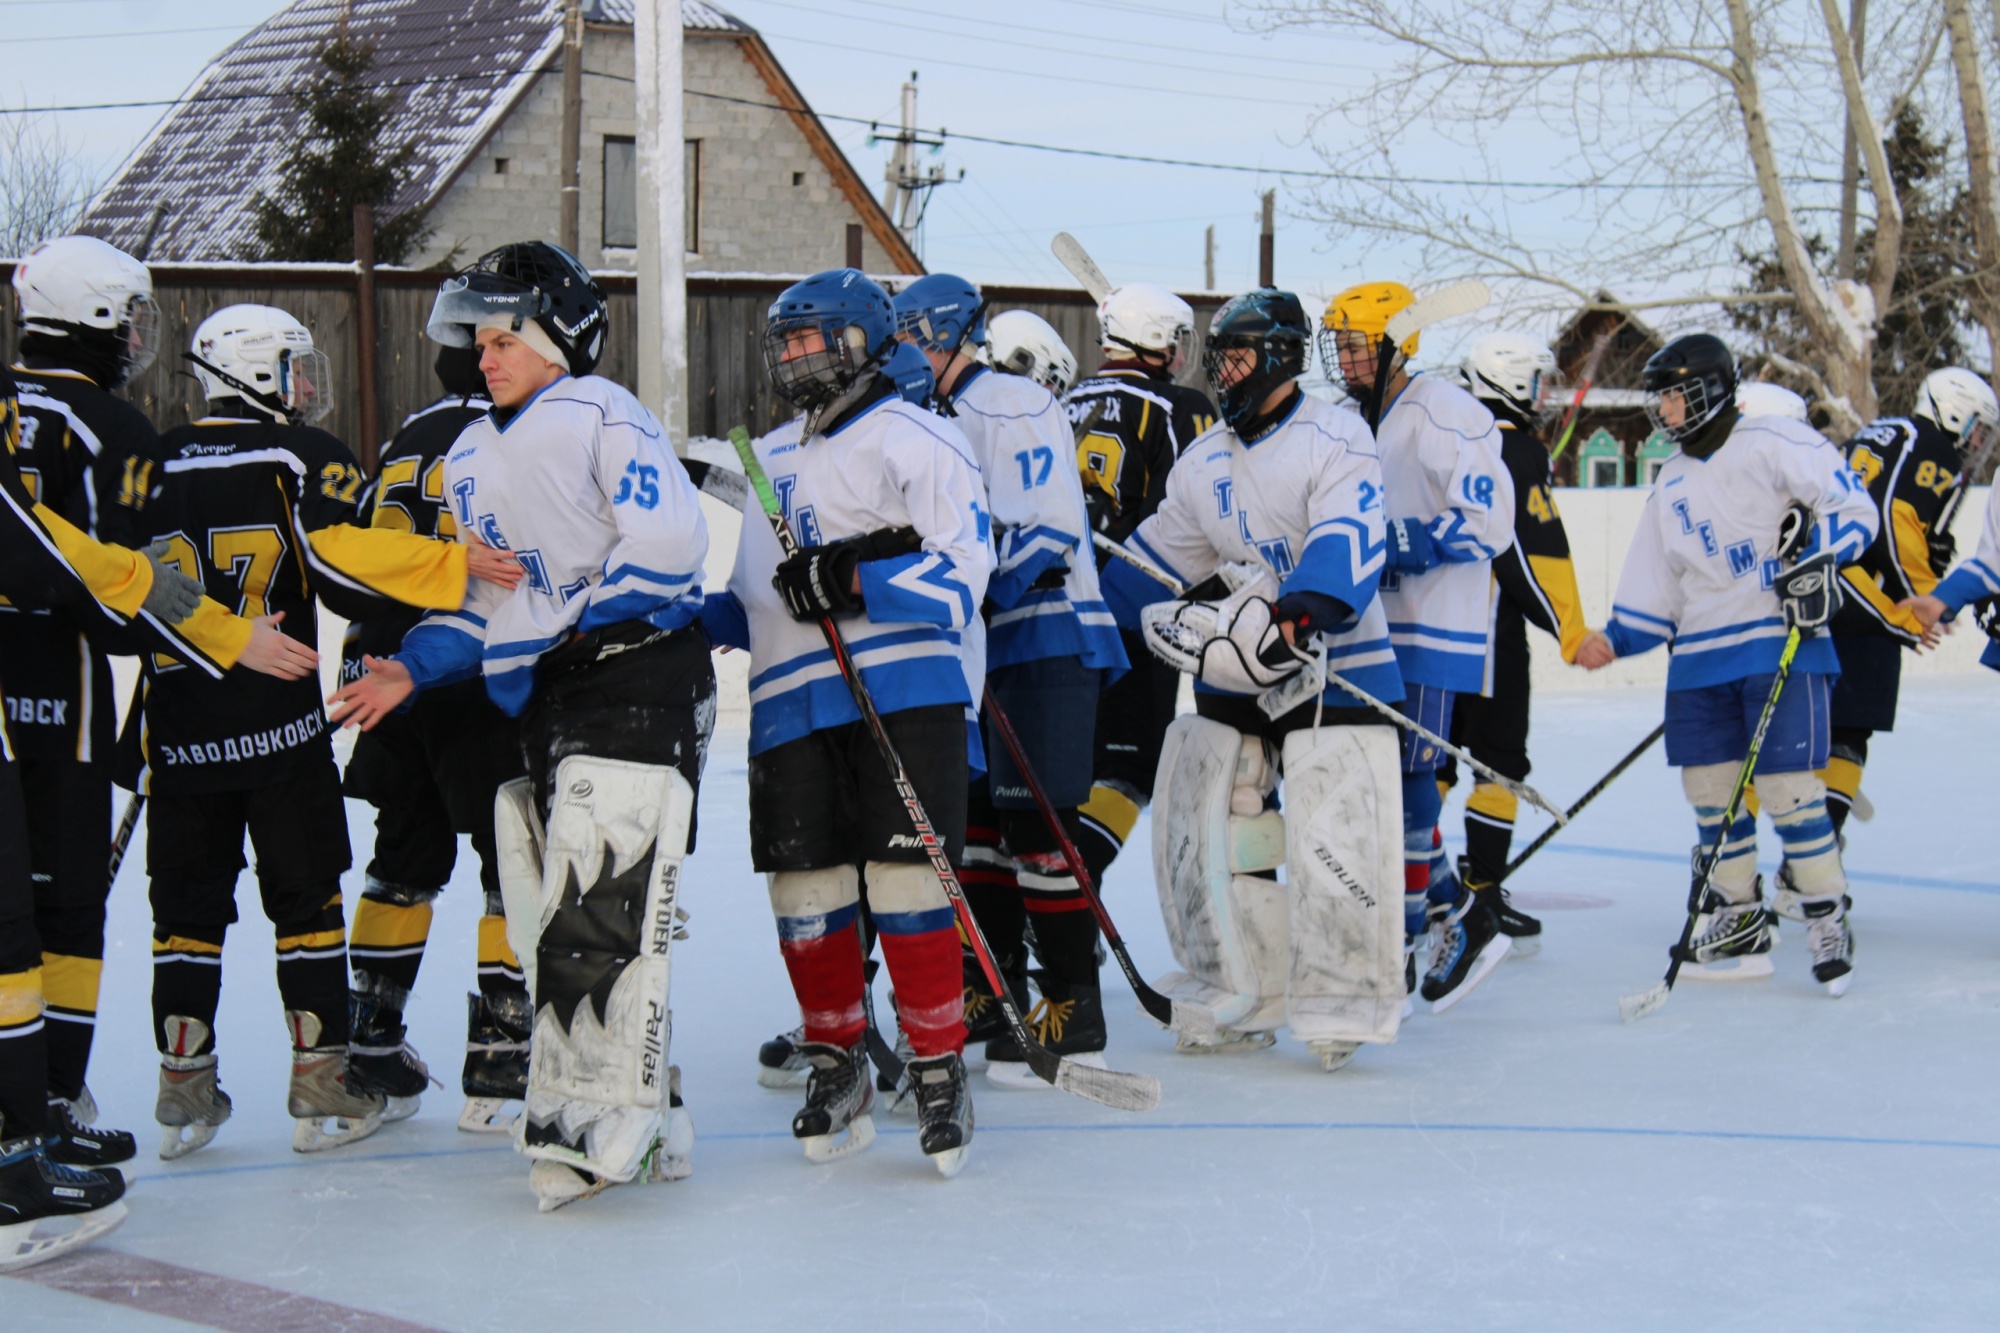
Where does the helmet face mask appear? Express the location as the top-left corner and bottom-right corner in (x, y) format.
(426, 242), (605, 377)
(1318, 281), (1417, 400)
(1641, 332), (1737, 454)
(762, 269), (897, 413)
(189, 304), (332, 425)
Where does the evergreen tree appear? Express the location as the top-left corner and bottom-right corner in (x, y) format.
(250, 35), (431, 264)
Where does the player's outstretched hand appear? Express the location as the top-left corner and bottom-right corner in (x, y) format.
(465, 537), (524, 589)
(238, 611), (319, 680)
(327, 655), (415, 731)
(1574, 629), (1616, 670)
(1898, 593), (1950, 633)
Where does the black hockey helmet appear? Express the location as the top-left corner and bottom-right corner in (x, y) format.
(1642, 333), (1737, 456)
(426, 241), (607, 377)
(1201, 288), (1310, 431)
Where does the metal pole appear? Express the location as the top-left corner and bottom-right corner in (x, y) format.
(558, 0), (584, 254)
(1258, 190), (1274, 287)
(1204, 223), (1215, 290)
(352, 202), (380, 473)
(635, 0), (688, 440)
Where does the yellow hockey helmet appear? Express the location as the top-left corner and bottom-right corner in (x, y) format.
(1321, 281), (1419, 356)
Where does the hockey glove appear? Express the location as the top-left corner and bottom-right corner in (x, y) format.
(140, 541), (206, 624)
(1775, 549), (1842, 633)
(1384, 517), (1437, 575)
(1140, 565), (1310, 694)
(1028, 562), (1071, 592)
(1928, 526), (1958, 575)
(772, 526), (922, 622)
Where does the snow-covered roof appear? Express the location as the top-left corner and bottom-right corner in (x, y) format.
(586, 0), (751, 29)
(75, 0), (752, 263)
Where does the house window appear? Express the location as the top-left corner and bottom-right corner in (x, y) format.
(602, 136), (701, 253)
(1588, 457), (1623, 488)
(494, 157), (510, 175)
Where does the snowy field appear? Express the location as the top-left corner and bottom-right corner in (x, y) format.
(9, 679), (2000, 1331)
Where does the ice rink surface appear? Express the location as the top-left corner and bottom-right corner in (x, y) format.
(9, 680), (2000, 1331)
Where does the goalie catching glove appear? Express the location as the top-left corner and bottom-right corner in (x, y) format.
(1141, 564), (1314, 694)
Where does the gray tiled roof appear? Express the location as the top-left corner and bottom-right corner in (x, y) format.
(76, 0), (751, 263)
(586, 0), (751, 29)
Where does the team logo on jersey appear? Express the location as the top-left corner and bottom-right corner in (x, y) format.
(1671, 498), (1719, 556)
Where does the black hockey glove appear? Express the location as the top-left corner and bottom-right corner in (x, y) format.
(1028, 562), (1071, 592)
(1775, 549), (1842, 633)
(1928, 527), (1958, 575)
(772, 526), (921, 622)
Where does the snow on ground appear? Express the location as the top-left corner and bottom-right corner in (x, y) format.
(10, 681), (2000, 1330)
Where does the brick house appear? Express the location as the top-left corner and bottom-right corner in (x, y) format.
(76, 0), (922, 277)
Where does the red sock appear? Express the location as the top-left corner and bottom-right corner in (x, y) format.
(876, 905), (966, 1057)
(776, 903), (866, 1047)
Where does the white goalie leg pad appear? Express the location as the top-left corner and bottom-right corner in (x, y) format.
(1150, 715), (1290, 1033)
(494, 778), (547, 1000)
(516, 756), (693, 1185)
(1280, 725), (1406, 1046)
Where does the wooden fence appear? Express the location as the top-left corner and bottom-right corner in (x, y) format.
(0, 263), (1223, 468)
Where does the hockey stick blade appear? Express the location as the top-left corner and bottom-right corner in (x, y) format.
(1051, 232), (1112, 302)
(1384, 279), (1490, 347)
(1029, 1046), (1162, 1112)
(1619, 983), (1670, 1023)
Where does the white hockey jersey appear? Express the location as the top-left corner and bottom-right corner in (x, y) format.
(1605, 415), (1877, 689)
(1918, 480), (2000, 671)
(947, 365), (1126, 674)
(700, 393), (992, 757)
(1103, 392), (1402, 704)
(1375, 372), (1514, 693)
(395, 375), (708, 716)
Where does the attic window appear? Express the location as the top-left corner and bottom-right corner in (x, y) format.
(494, 158), (509, 175)
(792, 172), (804, 187)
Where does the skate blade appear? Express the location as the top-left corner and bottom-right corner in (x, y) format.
(1822, 971), (1853, 998)
(756, 1064), (810, 1090)
(1619, 983), (1670, 1023)
(987, 1051), (1106, 1091)
(801, 1113), (876, 1164)
(0, 1200), (128, 1273)
(1678, 955), (1775, 982)
(457, 1097), (520, 1134)
(380, 1095), (421, 1124)
(1174, 1029), (1276, 1055)
(928, 1143), (970, 1179)
(1311, 1042), (1360, 1072)
(1430, 935), (1513, 1015)
(292, 1112), (384, 1154)
(1504, 937), (1542, 961)
(158, 1122), (220, 1160)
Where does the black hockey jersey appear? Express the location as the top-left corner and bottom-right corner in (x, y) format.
(1833, 415), (1959, 645)
(1062, 362), (1217, 546)
(129, 418), (469, 794)
(342, 393), (491, 668)
(0, 364), (162, 762)
(1491, 421), (1588, 662)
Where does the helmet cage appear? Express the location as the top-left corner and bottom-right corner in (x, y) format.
(1204, 329), (1306, 430)
(1644, 371), (1726, 446)
(762, 316), (877, 409)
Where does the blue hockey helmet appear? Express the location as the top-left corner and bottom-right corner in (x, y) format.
(1201, 287), (1310, 431)
(762, 268), (898, 409)
(884, 340), (936, 406)
(893, 273), (987, 354)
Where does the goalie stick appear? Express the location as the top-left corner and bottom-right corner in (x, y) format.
(729, 428), (1160, 1113)
(1051, 232), (1112, 302)
(1096, 532), (1567, 824)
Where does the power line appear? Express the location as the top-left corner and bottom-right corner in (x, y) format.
(0, 22), (249, 44)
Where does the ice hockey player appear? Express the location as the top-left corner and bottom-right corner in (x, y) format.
(1576, 333), (1878, 996)
(339, 341), (533, 1134)
(0, 365), (316, 1270)
(986, 309), (1078, 396)
(130, 303), (495, 1160)
(893, 274), (1127, 1089)
(332, 242), (713, 1211)
(1099, 287), (1405, 1072)
(1320, 282), (1515, 1011)
(1063, 284), (1217, 899)
(1444, 332), (1592, 948)
(1902, 462), (2000, 668)
(700, 268), (988, 1175)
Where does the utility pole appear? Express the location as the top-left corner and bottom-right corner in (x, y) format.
(353, 203), (380, 473)
(875, 72), (957, 252)
(635, 0), (687, 439)
(558, 0), (583, 254)
(1204, 224), (1215, 291)
(1258, 191), (1274, 287)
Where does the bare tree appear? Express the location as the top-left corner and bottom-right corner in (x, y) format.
(1945, 0), (2000, 400)
(0, 111), (96, 257)
(1250, 0), (1947, 433)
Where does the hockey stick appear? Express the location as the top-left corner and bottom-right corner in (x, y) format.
(1096, 534), (1565, 822)
(1051, 232), (1111, 302)
(1496, 723), (1664, 885)
(729, 427), (1160, 1112)
(981, 687), (1214, 1041)
(108, 793), (144, 883)
(1549, 331), (1611, 464)
(1619, 629), (1800, 1023)
(1358, 280), (1492, 432)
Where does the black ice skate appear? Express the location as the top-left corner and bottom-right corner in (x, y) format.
(42, 1098), (135, 1169)
(461, 991), (530, 1134)
(757, 1025), (811, 1089)
(1802, 895), (1855, 997)
(792, 1040), (875, 1163)
(1421, 890), (1512, 1013)
(0, 1137), (128, 1273)
(965, 948), (1029, 1050)
(347, 988), (438, 1123)
(987, 973), (1106, 1090)
(1459, 856), (1541, 954)
(1676, 880), (1776, 981)
(908, 1052), (973, 1178)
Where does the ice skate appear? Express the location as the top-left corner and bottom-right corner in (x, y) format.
(909, 1052), (973, 1178)
(646, 1066), (696, 1183)
(1677, 884), (1776, 981)
(530, 1158), (609, 1213)
(287, 1010), (386, 1153)
(347, 988), (438, 1124)
(792, 1040), (875, 1163)
(1803, 895), (1855, 997)
(988, 974), (1106, 1090)
(44, 1097), (135, 1169)
(756, 1024), (810, 1089)
(156, 1017), (231, 1160)
(460, 991), (529, 1134)
(965, 948), (1030, 1051)
(0, 1137), (128, 1273)
(1422, 891), (1512, 1013)
(1309, 1040), (1360, 1072)
(1462, 857), (1541, 958)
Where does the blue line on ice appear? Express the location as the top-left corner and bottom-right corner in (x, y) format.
(1541, 841), (2000, 894)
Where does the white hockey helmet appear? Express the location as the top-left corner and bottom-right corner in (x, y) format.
(1462, 331), (1556, 420)
(1736, 381), (1808, 422)
(1913, 367), (2000, 443)
(1098, 281), (1194, 370)
(12, 235), (160, 387)
(986, 309), (1078, 397)
(189, 304), (331, 425)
